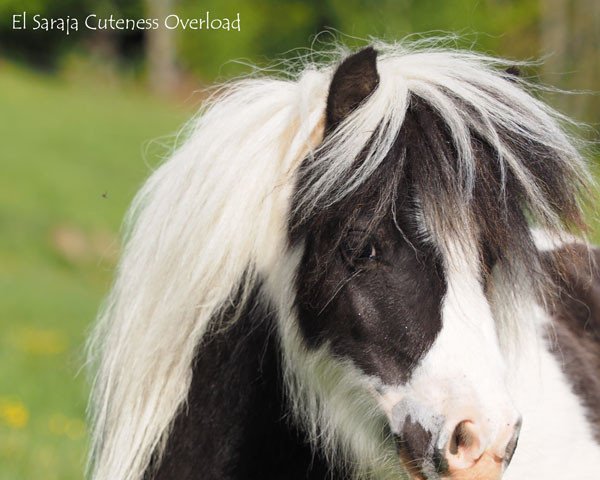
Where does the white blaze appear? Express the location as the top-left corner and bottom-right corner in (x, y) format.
(380, 238), (519, 453)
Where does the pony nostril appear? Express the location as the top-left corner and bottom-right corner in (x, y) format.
(449, 420), (474, 454)
(446, 420), (483, 469)
(442, 418), (521, 479)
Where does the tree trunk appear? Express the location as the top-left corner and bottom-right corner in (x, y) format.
(146, 0), (179, 95)
(540, 0), (570, 111)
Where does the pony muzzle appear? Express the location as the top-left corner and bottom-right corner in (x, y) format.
(393, 410), (522, 480)
(440, 418), (521, 479)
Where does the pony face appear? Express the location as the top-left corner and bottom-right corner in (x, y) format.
(293, 207), (522, 480)
(294, 174), (446, 386)
(289, 48), (526, 480)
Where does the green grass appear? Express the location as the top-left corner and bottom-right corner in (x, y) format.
(0, 65), (187, 480)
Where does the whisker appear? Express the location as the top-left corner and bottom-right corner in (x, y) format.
(317, 269), (363, 316)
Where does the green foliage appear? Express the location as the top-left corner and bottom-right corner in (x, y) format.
(0, 0), (145, 68)
(1, 0), (597, 126)
(174, 0), (542, 79)
(175, 0), (324, 79)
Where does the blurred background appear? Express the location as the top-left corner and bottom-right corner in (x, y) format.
(0, 1), (598, 479)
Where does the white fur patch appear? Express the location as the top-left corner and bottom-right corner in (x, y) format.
(530, 227), (583, 251)
(505, 305), (600, 480)
(374, 238), (520, 467)
(401, 239), (518, 450)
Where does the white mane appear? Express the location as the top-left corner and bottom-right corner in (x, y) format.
(87, 40), (590, 480)
(87, 72), (329, 480)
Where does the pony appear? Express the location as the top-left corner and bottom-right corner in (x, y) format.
(87, 41), (600, 480)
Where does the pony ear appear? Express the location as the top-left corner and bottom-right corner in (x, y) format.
(326, 46), (380, 131)
(505, 66), (521, 77)
(504, 66), (521, 83)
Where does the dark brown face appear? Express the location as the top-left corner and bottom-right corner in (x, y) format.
(294, 181), (446, 385)
(288, 47), (524, 480)
(294, 48), (445, 385)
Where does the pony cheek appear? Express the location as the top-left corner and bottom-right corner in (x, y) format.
(294, 278), (372, 346)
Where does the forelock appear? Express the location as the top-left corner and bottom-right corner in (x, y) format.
(291, 46), (592, 285)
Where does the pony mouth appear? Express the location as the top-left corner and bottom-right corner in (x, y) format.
(397, 452), (506, 480)
(395, 431), (510, 480)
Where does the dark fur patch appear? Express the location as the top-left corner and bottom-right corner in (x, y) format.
(543, 245), (600, 442)
(294, 85), (449, 384)
(293, 179), (446, 384)
(147, 291), (347, 480)
(504, 66), (521, 79)
(395, 417), (436, 478)
(326, 47), (379, 131)
(290, 91), (555, 385)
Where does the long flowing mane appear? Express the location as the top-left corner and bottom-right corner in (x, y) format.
(87, 40), (592, 480)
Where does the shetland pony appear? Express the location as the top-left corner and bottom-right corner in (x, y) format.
(87, 42), (600, 480)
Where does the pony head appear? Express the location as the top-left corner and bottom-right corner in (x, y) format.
(88, 42), (590, 480)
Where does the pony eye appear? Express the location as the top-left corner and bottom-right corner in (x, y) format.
(341, 232), (378, 263)
(357, 242), (377, 260)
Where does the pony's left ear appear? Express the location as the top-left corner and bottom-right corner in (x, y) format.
(504, 66), (521, 82)
(326, 46), (380, 131)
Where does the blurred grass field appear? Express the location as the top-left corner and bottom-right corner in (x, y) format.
(0, 62), (598, 480)
(0, 65), (187, 480)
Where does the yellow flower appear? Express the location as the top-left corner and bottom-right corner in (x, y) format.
(0, 398), (29, 429)
(14, 328), (67, 355)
